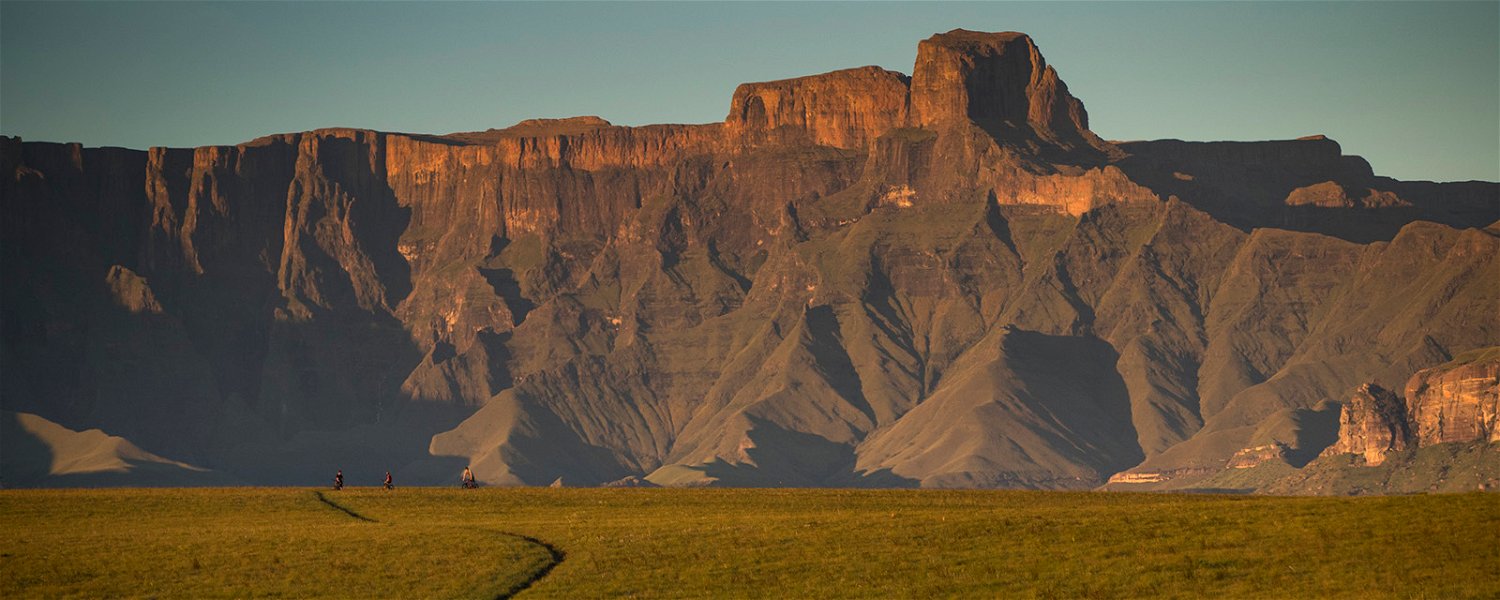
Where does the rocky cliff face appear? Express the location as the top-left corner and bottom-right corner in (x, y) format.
(1323, 384), (1410, 466)
(910, 30), (1105, 156)
(725, 66), (910, 150)
(1210, 347), (1499, 494)
(1405, 348), (1500, 446)
(1248, 349), (1500, 495)
(2, 30), (1496, 488)
(1317, 349), (1498, 468)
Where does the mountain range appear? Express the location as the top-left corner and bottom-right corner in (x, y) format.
(3, 29), (1496, 492)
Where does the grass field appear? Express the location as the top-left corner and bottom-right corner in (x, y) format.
(2, 488), (1497, 598)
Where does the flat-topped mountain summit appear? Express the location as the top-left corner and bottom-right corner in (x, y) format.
(2, 29), (1495, 491)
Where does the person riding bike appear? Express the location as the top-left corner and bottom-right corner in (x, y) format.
(333, 469), (344, 491)
(384, 471), (394, 490)
(462, 466), (477, 489)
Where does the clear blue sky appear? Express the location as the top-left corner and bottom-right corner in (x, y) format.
(3, 2), (1496, 182)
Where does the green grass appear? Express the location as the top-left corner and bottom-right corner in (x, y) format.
(3, 488), (1498, 599)
(0, 489), (553, 599)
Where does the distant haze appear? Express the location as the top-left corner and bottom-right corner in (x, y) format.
(2, 1), (1496, 183)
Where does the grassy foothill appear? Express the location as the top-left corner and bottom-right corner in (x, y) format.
(2, 488), (1497, 598)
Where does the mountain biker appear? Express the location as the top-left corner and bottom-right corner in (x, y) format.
(334, 469), (344, 490)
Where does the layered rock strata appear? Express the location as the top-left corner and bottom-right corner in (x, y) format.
(1322, 384), (1410, 466)
(1405, 349), (1500, 446)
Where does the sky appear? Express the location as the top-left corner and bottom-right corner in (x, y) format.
(2, 2), (1496, 182)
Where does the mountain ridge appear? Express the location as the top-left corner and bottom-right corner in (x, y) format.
(2, 29), (1495, 491)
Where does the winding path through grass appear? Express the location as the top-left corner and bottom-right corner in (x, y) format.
(313, 490), (564, 599)
(6, 488), (1497, 598)
(312, 490), (377, 522)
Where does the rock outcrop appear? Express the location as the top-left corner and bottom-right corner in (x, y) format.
(1260, 350), (1499, 495)
(1284, 181), (1409, 209)
(725, 66), (910, 149)
(1405, 348), (1500, 446)
(910, 30), (1105, 155)
(1226, 443), (1293, 469)
(2, 29), (1496, 489)
(1308, 348), (1496, 476)
(1322, 384), (1411, 466)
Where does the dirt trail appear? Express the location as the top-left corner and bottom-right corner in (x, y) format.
(311, 491), (564, 599)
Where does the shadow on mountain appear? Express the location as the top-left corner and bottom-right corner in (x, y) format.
(427, 388), (638, 487)
(479, 267), (535, 326)
(1114, 140), (1498, 244)
(0, 411), (54, 487)
(669, 418), (919, 488)
(505, 406), (635, 487)
(1245, 401), (1343, 469)
(1287, 403), (1342, 468)
(804, 305), (876, 424)
(854, 327), (1142, 489)
(0, 411), (238, 488)
(213, 403), (472, 486)
(316, 135), (415, 307)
